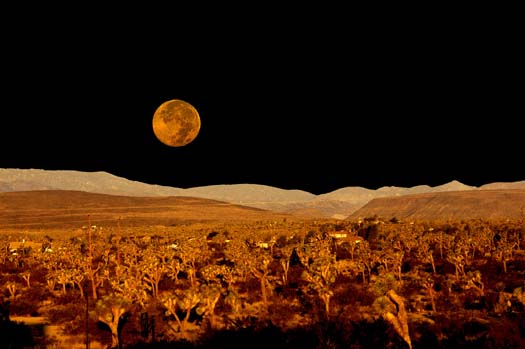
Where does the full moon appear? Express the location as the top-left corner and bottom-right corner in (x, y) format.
(152, 99), (201, 147)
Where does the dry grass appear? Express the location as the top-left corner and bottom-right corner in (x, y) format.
(0, 190), (308, 229)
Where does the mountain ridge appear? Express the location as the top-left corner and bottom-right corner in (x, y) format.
(347, 189), (525, 221)
(1, 168), (524, 219)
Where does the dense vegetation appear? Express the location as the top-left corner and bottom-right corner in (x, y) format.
(1, 217), (524, 348)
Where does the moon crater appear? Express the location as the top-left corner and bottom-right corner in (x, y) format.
(152, 99), (200, 147)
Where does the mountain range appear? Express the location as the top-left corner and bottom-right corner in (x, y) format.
(349, 189), (525, 221)
(1, 168), (524, 219)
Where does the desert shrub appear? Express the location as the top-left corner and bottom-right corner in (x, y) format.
(332, 275), (358, 306)
(266, 300), (299, 326)
(52, 291), (80, 305)
(16, 285), (51, 309)
(368, 272), (401, 298)
(312, 318), (359, 349)
(241, 277), (263, 303)
(208, 248), (226, 260)
(194, 317), (412, 349)
(198, 321), (301, 349)
(8, 298), (40, 316)
(401, 256), (417, 273)
(464, 296), (487, 311)
(267, 258), (281, 275)
(288, 234), (303, 246)
(274, 234), (288, 248)
(0, 275), (15, 294)
(432, 312), (525, 349)
(158, 276), (177, 291)
(346, 318), (408, 349)
(1, 259), (22, 274)
(506, 257), (525, 273)
(27, 266), (49, 285)
(45, 302), (85, 325)
(332, 244), (349, 260)
(410, 319), (439, 349)
(286, 263), (306, 286)
(399, 274), (421, 296)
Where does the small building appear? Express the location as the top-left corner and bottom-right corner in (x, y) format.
(328, 231), (362, 245)
(8, 240), (46, 255)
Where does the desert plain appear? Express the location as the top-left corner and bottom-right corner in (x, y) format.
(0, 185), (524, 348)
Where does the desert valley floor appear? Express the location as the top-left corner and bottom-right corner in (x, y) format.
(1, 189), (524, 348)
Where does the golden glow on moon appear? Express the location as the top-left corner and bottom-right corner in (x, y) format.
(152, 99), (201, 147)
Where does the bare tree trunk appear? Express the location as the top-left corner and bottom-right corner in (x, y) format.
(260, 275), (268, 309)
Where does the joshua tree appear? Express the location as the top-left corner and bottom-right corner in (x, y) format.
(422, 278), (437, 312)
(71, 268), (86, 300)
(301, 255), (337, 318)
(83, 219), (108, 300)
(175, 237), (208, 288)
(20, 272), (31, 289)
(494, 233), (518, 273)
(373, 289), (412, 349)
(5, 281), (18, 301)
(277, 244), (296, 286)
(417, 242), (437, 274)
(196, 283), (221, 329)
(166, 256), (182, 282)
(161, 287), (201, 337)
(465, 270), (485, 296)
(95, 293), (133, 349)
(248, 250), (273, 313)
(300, 238), (338, 318)
(55, 269), (73, 295)
(109, 263), (149, 310)
(446, 250), (466, 282)
(199, 263), (236, 288)
(141, 254), (166, 299)
(354, 240), (377, 284)
(391, 251), (405, 282)
(433, 230), (454, 259)
(220, 286), (245, 328)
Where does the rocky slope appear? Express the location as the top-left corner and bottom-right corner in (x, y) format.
(347, 189), (525, 221)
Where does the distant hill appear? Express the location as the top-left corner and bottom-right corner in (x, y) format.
(184, 183), (315, 203)
(0, 190), (299, 229)
(249, 199), (363, 219)
(347, 189), (525, 221)
(0, 168), (183, 196)
(1, 168), (524, 219)
(317, 180), (479, 203)
(479, 181), (525, 190)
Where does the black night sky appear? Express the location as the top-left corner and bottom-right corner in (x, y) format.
(1, 6), (522, 195)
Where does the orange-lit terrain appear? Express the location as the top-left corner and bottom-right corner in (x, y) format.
(1, 189), (524, 348)
(2, 7), (521, 348)
(0, 190), (301, 229)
